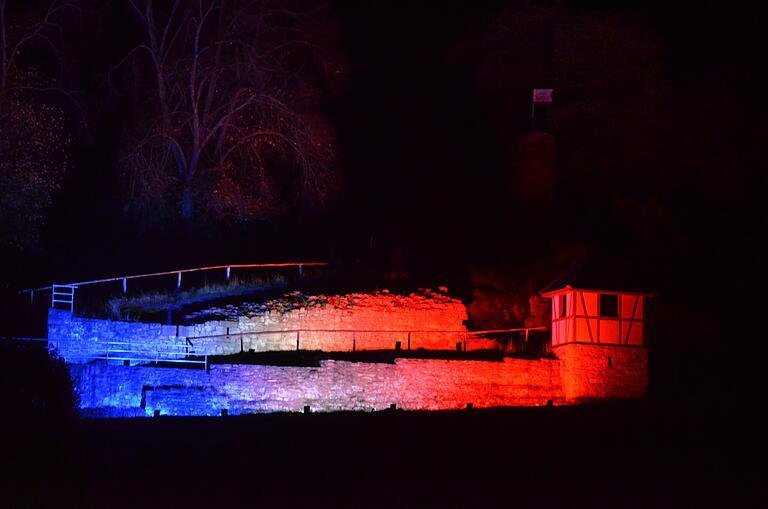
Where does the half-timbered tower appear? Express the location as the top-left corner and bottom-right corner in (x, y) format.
(541, 286), (651, 346)
(540, 258), (656, 402)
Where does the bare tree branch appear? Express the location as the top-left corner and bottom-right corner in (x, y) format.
(115, 0), (343, 229)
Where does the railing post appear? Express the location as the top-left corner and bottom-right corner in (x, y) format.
(122, 278), (127, 294)
(296, 330), (300, 351)
(226, 266), (231, 281)
(352, 331), (356, 352)
(177, 271), (181, 289)
(407, 332), (411, 351)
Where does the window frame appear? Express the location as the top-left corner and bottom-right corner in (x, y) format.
(599, 293), (619, 318)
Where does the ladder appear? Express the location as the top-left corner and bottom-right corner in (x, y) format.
(52, 285), (76, 311)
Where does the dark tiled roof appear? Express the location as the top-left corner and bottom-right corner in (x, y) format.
(540, 254), (657, 295)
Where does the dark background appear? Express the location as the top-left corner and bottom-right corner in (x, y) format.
(4, 0), (759, 279)
(1, 0), (764, 411)
(1, 2), (765, 507)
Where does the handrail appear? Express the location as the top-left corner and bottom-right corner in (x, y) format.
(94, 354), (208, 367)
(1, 336), (209, 367)
(97, 340), (195, 348)
(470, 327), (547, 334)
(188, 327), (547, 341)
(96, 339), (208, 369)
(93, 356), (206, 365)
(20, 262), (329, 293)
(187, 326), (549, 357)
(101, 348), (192, 355)
(0, 336), (49, 342)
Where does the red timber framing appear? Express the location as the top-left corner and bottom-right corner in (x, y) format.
(541, 286), (655, 347)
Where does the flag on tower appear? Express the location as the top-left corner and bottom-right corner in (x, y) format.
(532, 88), (553, 103)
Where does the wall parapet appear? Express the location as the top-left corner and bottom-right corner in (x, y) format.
(47, 292), (472, 362)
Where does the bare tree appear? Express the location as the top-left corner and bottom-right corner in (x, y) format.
(113, 0), (343, 230)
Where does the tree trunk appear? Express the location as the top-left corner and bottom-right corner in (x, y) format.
(181, 186), (194, 223)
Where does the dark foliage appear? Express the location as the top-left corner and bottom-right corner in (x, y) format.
(0, 341), (79, 422)
(0, 0), (78, 252)
(0, 341), (84, 508)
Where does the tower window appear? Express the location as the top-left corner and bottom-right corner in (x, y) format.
(599, 294), (619, 317)
(560, 294), (567, 317)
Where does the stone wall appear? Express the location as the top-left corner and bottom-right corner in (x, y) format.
(71, 356), (564, 417)
(190, 291), (473, 353)
(49, 292), (476, 362)
(51, 293), (650, 412)
(554, 343), (648, 402)
(48, 309), (188, 363)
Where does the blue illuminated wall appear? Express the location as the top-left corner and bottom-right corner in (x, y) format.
(71, 358), (565, 417)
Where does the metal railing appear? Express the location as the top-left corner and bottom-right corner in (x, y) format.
(19, 261), (329, 307)
(187, 327), (548, 355)
(473, 328), (550, 357)
(52, 285), (76, 311)
(0, 336), (49, 347)
(93, 340), (208, 369)
(3, 327), (548, 366)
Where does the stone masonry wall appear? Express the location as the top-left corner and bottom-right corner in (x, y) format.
(48, 309), (189, 363)
(187, 292), (474, 354)
(49, 292), (476, 362)
(71, 356), (564, 417)
(190, 296), (474, 354)
(554, 343), (648, 402)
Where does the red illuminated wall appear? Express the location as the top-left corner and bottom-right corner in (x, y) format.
(55, 288), (651, 409)
(73, 345), (649, 416)
(554, 343), (648, 402)
(193, 291), (473, 353)
(542, 287), (650, 402)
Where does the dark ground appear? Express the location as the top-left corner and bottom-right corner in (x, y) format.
(3, 398), (765, 508)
